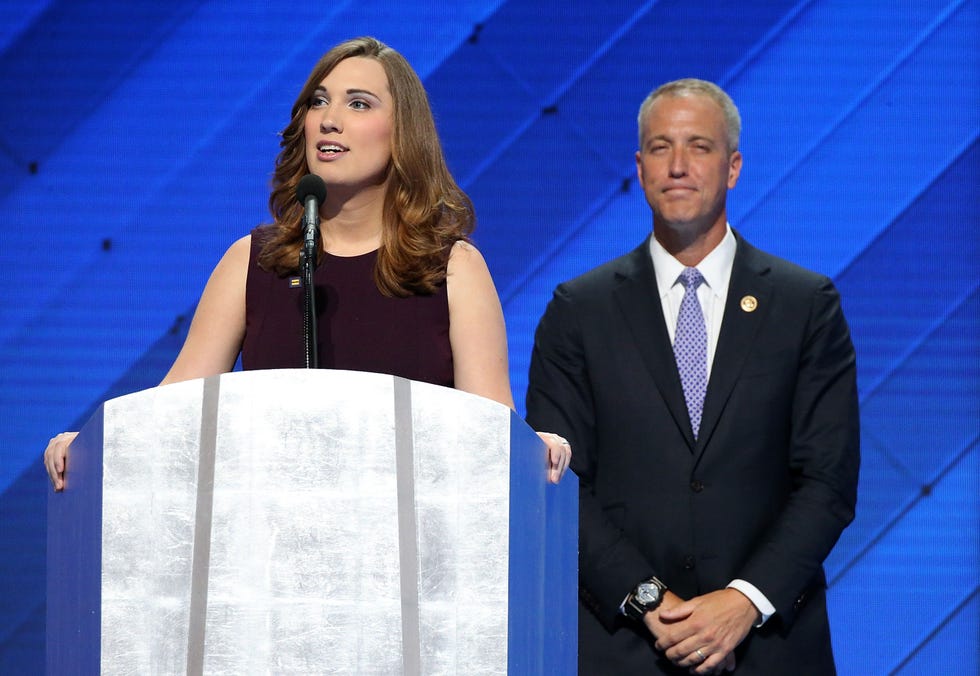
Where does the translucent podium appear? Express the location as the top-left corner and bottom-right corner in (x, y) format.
(47, 369), (577, 674)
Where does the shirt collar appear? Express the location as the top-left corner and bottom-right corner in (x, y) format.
(648, 224), (737, 299)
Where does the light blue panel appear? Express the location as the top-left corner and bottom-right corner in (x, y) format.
(895, 591), (980, 675)
(737, 1), (980, 276)
(729, 0), (955, 214)
(823, 139), (979, 582)
(829, 442), (978, 673)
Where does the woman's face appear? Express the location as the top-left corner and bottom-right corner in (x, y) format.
(304, 56), (394, 194)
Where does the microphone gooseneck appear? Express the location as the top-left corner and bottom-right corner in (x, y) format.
(294, 174), (326, 369)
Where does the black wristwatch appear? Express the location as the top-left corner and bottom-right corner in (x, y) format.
(624, 576), (668, 621)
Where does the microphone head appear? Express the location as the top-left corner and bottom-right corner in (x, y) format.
(295, 174), (327, 206)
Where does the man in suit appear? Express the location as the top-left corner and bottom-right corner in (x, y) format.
(525, 79), (860, 675)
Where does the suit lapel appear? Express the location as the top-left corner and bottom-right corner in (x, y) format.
(695, 234), (773, 456)
(613, 239), (696, 449)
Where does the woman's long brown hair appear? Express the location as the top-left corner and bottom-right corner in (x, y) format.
(258, 36), (475, 296)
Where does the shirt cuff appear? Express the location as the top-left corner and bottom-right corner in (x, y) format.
(727, 579), (775, 627)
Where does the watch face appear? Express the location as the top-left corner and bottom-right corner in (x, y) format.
(636, 582), (662, 605)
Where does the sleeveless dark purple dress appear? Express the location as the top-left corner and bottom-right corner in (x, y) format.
(241, 226), (454, 387)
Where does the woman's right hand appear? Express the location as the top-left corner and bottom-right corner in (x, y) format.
(44, 431), (77, 492)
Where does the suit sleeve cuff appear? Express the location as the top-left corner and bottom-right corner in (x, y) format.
(727, 579), (775, 627)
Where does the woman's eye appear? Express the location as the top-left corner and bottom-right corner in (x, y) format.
(310, 95), (328, 108)
(349, 100), (370, 110)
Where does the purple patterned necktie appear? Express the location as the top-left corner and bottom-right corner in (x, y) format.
(673, 267), (707, 438)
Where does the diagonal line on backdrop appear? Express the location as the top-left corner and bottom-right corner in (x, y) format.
(829, 433), (979, 587)
(734, 0), (969, 231)
(887, 584), (980, 675)
(845, 283), (979, 479)
(832, 133), (979, 285)
(0, 133), (26, 170)
(857, 283), (979, 405)
(860, 424), (921, 486)
(714, 0), (816, 88)
(499, 179), (630, 304)
(458, 1), (659, 189)
(495, 1), (820, 304)
(0, 1), (208, 196)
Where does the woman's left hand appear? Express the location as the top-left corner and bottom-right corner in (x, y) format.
(536, 432), (572, 484)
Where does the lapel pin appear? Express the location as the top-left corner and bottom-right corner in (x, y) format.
(740, 295), (758, 312)
(288, 277), (302, 288)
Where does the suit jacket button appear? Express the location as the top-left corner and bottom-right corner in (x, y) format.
(690, 480), (704, 493)
(684, 556), (696, 570)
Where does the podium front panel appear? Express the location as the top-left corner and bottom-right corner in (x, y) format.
(48, 369), (576, 674)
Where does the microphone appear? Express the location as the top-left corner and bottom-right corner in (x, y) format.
(295, 174), (326, 369)
(295, 174), (327, 248)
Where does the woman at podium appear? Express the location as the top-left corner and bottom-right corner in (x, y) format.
(44, 36), (570, 490)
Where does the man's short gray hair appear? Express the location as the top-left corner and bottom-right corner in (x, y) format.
(637, 78), (741, 153)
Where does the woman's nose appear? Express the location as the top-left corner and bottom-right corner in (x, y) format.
(320, 106), (341, 133)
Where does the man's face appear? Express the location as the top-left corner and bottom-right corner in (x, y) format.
(635, 93), (742, 237)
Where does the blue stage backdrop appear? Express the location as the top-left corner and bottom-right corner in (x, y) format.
(1, 1), (977, 673)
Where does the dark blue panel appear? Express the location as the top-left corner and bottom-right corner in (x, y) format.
(0, 602), (43, 675)
(425, 2), (639, 183)
(861, 290), (979, 481)
(824, 430), (918, 583)
(474, 0), (641, 97)
(466, 111), (622, 289)
(837, 141), (979, 397)
(0, 464), (46, 659)
(556, 0), (799, 172)
(46, 406), (105, 674)
(467, 0), (800, 291)
(425, 41), (534, 183)
(0, 0), (204, 201)
(0, 0), (49, 52)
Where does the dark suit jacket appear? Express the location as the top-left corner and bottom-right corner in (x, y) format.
(526, 232), (860, 675)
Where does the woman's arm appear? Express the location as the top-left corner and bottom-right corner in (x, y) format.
(446, 240), (515, 408)
(446, 241), (569, 482)
(44, 235), (251, 490)
(160, 234), (250, 385)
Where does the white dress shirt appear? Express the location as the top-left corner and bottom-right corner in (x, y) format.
(647, 225), (776, 626)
